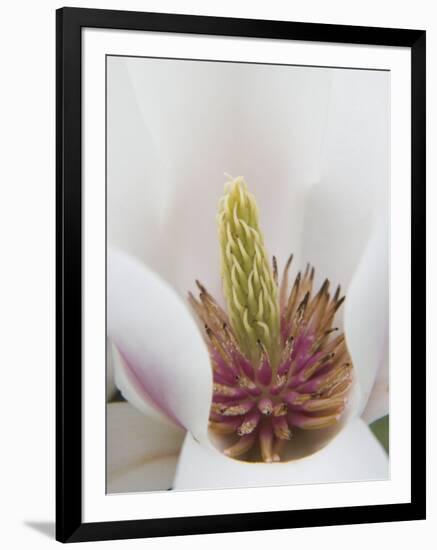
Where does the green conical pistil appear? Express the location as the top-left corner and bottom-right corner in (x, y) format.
(218, 176), (279, 364)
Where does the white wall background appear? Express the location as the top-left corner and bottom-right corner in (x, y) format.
(0, 1), (433, 549)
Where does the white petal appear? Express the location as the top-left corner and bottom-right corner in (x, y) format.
(125, 58), (333, 297)
(362, 347), (389, 423)
(298, 70), (389, 418)
(174, 418), (388, 491)
(300, 69), (389, 291)
(344, 215), (389, 416)
(107, 59), (170, 274)
(106, 339), (117, 402)
(107, 248), (212, 442)
(107, 402), (184, 493)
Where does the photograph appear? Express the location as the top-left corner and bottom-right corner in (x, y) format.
(0, 0), (430, 547)
(105, 55), (390, 494)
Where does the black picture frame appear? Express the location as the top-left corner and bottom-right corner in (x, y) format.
(56, 6), (426, 543)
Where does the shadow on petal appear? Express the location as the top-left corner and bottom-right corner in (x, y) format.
(107, 402), (185, 494)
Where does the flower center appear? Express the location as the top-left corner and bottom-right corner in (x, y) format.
(189, 176), (353, 462)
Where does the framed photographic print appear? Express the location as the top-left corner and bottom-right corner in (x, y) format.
(56, 7), (426, 543)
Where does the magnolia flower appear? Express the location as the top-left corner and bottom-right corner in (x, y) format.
(106, 57), (389, 492)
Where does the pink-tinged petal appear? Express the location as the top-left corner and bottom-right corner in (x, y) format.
(344, 215), (389, 416)
(110, 342), (178, 428)
(107, 248), (212, 442)
(125, 58), (333, 298)
(107, 402), (184, 493)
(174, 418), (388, 490)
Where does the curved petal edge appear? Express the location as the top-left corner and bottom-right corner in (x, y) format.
(107, 248), (213, 442)
(174, 418), (388, 491)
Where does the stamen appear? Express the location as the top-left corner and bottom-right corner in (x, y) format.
(271, 375), (288, 395)
(285, 271), (301, 322)
(213, 383), (247, 399)
(223, 323), (256, 381)
(301, 396), (346, 412)
(213, 371), (237, 387)
(294, 292), (310, 327)
(258, 397), (273, 416)
(219, 400), (255, 416)
(294, 353), (335, 384)
(257, 340), (273, 386)
(210, 352), (238, 385)
(272, 416), (292, 440)
(283, 391), (311, 407)
(224, 433), (257, 458)
(237, 409), (261, 436)
(259, 423), (274, 462)
(237, 375), (261, 396)
(288, 411), (341, 430)
(273, 402), (288, 416)
(209, 418), (241, 434)
(272, 438), (286, 462)
(279, 254), (293, 309)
